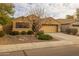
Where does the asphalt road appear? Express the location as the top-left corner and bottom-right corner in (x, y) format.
(25, 45), (79, 56)
(1, 45), (79, 56)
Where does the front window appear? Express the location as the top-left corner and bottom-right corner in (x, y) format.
(16, 22), (30, 28)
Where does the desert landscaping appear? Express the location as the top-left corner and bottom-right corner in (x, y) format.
(1, 3), (79, 56)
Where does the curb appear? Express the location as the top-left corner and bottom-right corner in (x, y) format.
(0, 40), (75, 52)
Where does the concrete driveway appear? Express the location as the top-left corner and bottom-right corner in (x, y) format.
(46, 33), (79, 41)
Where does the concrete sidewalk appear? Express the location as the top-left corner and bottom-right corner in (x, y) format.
(0, 40), (75, 53)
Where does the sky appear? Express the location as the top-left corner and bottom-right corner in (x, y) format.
(13, 3), (79, 19)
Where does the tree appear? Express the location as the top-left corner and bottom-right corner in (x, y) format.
(28, 7), (45, 18)
(0, 3), (14, 25)
(27, 7), (46, 32)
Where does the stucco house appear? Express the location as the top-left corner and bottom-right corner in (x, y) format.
(57, 15), (75, 32)
(12, 15), (62, 33)
(12, 14), (76, 33)
(69, 9), (79, 34)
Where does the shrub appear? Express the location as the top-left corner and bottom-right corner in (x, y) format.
(65, 28), (71, 34)
(71, 28), (78, 35)
(27, 30), (34, 35)
(37, 34), (53, 40)
(21, 31), (27, 35)
(0, 31), (5, 37)
(36, 31), (44, 36)
(9, 31), (19, 35)
(65, 28), (78, 35)
(3, 23), (13, 34)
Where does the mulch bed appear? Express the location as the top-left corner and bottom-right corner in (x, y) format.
(0, 35), (58, 45)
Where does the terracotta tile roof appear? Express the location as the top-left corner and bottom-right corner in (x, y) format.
(42, 17), (60, 24)
(26, 14), (39, 18)
(13, 15), (41, 24)
(56, 18), (75, 24)
(12, 15), (75, 25)
(26, 14), (40, 21)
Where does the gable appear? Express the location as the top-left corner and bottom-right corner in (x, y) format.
(57, 19), (75, 24)
(42, 17), (60, 25)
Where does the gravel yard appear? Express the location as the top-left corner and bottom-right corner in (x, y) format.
(0, 35), (58, 45)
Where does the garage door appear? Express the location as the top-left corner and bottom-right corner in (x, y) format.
(40, 25), (58, 33)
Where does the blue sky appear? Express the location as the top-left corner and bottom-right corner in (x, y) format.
(13, 3), (79, 19)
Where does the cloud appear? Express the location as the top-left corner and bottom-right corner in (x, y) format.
(13, 3), (79, 19)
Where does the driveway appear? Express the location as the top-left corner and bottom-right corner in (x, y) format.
(46, 33), (79, 41)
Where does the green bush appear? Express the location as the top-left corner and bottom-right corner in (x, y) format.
(71, 28), (78, 35)
(9, 31), (19, 35)
(3, 23), (13, 34)
(27, 30), (34, 35)
(36, 31), (44, 36)
(0, 31), (5, 37)
(37, 34), (53, 40)
(21, 31), (27, 35)
(65, 28), (78, 35)
(65, 28), (71, 34)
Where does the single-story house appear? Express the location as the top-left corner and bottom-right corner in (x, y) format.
(71, 22), (79, 34)
(12, 16), (62, 33)
(11, 15), (76, 33)
(56, 15), (75, 32)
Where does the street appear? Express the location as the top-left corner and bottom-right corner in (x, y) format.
(25, 45), (79, 56)
(0, 45), (79, 56)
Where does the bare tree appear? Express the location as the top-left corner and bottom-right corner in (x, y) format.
(28, 7), (45, 18)
(27, 6), (46, 32)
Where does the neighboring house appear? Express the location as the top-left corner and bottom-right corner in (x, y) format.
(72, 22), (79, 34)
(57, 15), (75, 32)
(70, 9), (79, 34)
